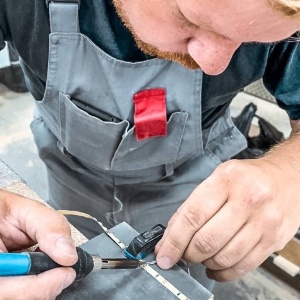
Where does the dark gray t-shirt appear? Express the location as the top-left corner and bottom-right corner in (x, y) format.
(1, 0), (300, 127)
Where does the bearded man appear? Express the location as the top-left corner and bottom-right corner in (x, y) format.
(0, 0), (299, 298)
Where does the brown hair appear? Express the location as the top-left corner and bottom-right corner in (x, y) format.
(270, 0), (300, 17)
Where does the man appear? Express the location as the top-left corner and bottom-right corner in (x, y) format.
(0, 0), (299, 299)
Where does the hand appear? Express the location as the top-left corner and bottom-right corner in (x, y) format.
(0, 189), (78, 299)
(155, 156), (300, 281)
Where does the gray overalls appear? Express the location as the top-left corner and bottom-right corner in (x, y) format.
(30, 1), (246, 290)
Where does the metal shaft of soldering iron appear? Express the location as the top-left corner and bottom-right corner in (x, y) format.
(0, 247), (139, 280)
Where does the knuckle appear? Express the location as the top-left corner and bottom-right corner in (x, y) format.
(213, 272), (226, 282)
(195, 233), (218, 255)
(267, 228), (286, 250)
(232, 265), (248, 277)
(57, 213), (70, 226)
(243, 184), (273, 208)
(167, 234), (186, 252)
(219, 160), (243, 179)
(181, 209), (204, 231)
(215, 160), (247, 188)
(263, 208), (283, 231)
(268, 208), (282, 225)
(169, 240), (182, 252)
(275, 239), (287, 252)
(207, 269), (228, 282)
(212, 254), (233, 269)
(234, 240), (246, 253)
(167, 211), (179, 227)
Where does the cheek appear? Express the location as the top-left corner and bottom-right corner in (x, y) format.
(138, 26), (190, 51)
(122, 1), (191, 50)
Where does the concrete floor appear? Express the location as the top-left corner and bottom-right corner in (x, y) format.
(0, 83), (299, 299)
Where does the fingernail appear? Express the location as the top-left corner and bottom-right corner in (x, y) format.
(157, 256), (174, 269)
(55, 237), (77, 259)
(62, 270), (76, 289)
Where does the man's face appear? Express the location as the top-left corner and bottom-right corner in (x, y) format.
(113, 0), (300, 75)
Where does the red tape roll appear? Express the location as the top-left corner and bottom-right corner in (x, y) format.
(134, 88), (167, 141)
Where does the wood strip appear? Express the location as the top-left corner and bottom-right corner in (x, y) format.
(277, 238), (300, 267)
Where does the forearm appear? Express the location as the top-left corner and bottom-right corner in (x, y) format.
(262, 118), (300, 184)
(290, 119), (300, 134)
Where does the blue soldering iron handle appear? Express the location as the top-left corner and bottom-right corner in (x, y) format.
(0, 252), (63, 277)
(0, 252), (32, 276)
(0, 248), (94, 280)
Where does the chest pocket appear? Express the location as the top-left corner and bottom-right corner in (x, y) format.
(59, 92), (190, 172)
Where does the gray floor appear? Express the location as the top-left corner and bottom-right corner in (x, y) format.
(0, 87), (48, 200)
(0, 83), (299, 299)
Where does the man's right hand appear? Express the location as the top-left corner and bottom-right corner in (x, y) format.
(0, 189), (78, 299)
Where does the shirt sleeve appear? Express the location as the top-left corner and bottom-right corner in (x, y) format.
(263, 36), (300, 120)
(0, 29), (5, 51)
(0, 0), (7, 51)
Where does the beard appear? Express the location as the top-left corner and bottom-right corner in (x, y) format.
(112, 0), (200, 69)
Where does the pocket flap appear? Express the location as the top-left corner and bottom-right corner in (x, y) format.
(111, 112), (189, 171)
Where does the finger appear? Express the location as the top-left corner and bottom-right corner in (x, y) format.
(154, 226), (169, 254)
(206, 240), (271, 281)
(203, 222), (262, 270)
(1, 226), (35, 251)
(0, 191), (35, 250)
(182, 201), (247, 263)
(0, 267), (76, 300)
(157, 174), (229, 269)
(155, 238), (163, 253)
(0, 239), (7, 252)
(9, 195), (78, 266)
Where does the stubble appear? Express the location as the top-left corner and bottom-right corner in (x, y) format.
(112, 0), (200, 69)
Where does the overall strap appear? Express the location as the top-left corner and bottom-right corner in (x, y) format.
(46, 0), (80, 33)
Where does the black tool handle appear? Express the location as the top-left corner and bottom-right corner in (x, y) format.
(28, 247), (94, 280)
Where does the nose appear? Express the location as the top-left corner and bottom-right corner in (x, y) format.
(187, 33), (240, 75)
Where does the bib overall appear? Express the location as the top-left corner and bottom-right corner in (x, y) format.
(30, 1), (246, 289)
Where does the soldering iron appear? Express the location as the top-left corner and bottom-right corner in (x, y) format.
(0, 247), (140, 280)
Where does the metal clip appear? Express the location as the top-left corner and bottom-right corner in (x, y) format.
(124, 224), (166, 260)
(45, 0), (81, 8)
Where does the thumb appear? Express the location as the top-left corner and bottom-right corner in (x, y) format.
(39, 235), (78, 266)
